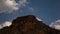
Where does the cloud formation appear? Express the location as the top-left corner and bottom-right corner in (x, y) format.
(49, 19), (60, 30)
(0, 0), (28, 13)
(0, 21), (12, 29)
(28, 7), (34, 11)
(36, 17), (42, 21)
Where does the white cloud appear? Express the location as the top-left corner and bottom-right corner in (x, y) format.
(0, 0), (28, 13)
(0, 21), (12, 29)
(28, 7), (34, 11)
(36, 17), (42, 21)
(49, 19), (60, 30)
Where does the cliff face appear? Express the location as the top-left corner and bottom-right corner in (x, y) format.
(0, 15), (60, 34)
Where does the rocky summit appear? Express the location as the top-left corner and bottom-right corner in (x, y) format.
(0, 15), (60, 34)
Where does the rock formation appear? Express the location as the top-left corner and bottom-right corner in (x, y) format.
(0, 15), (60, 34)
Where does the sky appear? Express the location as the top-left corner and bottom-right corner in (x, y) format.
(0, 0), (60, 25)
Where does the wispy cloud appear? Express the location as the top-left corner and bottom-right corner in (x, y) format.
(49, 19), (60, 30)
(28, 7), (34, 11)
(36, 17), (42, 21)
(0, 21), (12, 29)
(0, 0), (28, 13)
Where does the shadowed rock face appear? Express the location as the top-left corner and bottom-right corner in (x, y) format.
(0, 15), (60, 34)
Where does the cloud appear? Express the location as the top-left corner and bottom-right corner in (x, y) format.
(28, 7), (34, 11)
(0, 21), (12, 29)
(49, 19), (60, 30)
(36, 17), (42, 21)
(0, 0), (28, 13)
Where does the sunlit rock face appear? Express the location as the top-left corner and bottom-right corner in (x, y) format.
(0, 15), (60, 34)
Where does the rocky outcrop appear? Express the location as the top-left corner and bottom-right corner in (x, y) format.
(0, 15), (60, 34)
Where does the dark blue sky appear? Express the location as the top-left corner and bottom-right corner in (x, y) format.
(0, 0), (60, 25)
(29, 0), (60, 24)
